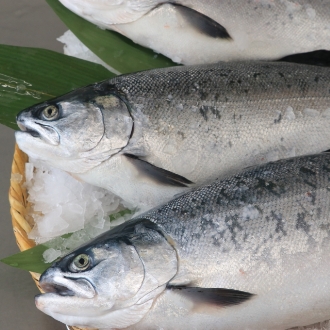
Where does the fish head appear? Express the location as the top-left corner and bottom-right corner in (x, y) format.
(15, 82), (133, 173)
(35, 220), (178, 329)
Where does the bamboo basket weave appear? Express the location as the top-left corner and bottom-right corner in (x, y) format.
(9, 144), (90, 330)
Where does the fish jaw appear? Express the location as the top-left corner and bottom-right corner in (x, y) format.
(39, 268), (96, 299)
(35, 268), (103, 324)
(16, 117), (60, 146)
(36, 291), (154, 329)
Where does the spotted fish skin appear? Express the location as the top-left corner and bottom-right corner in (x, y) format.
(16, 62), (330, 211)
(37, 153), (330, 329)
(131, 153), (330, 329)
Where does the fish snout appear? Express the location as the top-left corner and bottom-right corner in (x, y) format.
(16, 114), (60, 145)
(39, 268), (96, 299)
(35, 294), (41, 310)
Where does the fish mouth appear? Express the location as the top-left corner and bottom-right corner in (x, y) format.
(39, 270), (96, 299)
(40, 282), (75, 297)
(17, 122), (41, 138)
(16, 120), (60, 145)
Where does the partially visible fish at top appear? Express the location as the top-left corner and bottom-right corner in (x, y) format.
(15, 62), (330, 211)
(58, 0), (330, 64)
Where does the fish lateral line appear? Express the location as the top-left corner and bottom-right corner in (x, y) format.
(124, 153), (194, 187)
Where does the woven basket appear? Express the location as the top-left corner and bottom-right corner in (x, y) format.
(9, 144), (89, 330)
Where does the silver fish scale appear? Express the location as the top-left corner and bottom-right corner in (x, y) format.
(112, 62), (330, 183)
(139, 153), (330, 293)
(112, 62), (330, 101)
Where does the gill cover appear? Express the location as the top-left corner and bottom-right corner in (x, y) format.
(16, 82), (133, 173)
(36, 220), (177, 329)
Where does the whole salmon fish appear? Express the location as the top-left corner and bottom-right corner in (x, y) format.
(58, 0), (330, 64)
(36, 153), (330, 330)
(16, 62), (330, 210)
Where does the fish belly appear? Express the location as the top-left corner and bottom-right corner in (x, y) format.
(60, 0), (330, 64)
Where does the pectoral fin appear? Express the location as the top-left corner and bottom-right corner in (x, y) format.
(124, 154), (194, 187)
(167, 285), (254, 308)
(172, 4), (232, 39)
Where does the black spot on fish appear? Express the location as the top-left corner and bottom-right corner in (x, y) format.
(278, 72), (285, 78)
(193, 232), (202, 240)
(210, 106), (221, 119)
(253, 73), (261, 79)
(212, 235), (222, 247)
(274, 112), (282, 124)
(199, 105), (221, 121)
(303, 180), (317, 189)
(225, 214), (243, 245)
(322, 164), (330, 173)
(299, 167), (317, 188)
(200, 91), (208, 101)
(268, 211), (287, 236)
(178, 131), (185, 139)
(314, 76), (320, 83)
(200, 215), (217, 232)
(256, 179), (282, 196)
(296, 213), (311, 233)
(180, 209), (189, 216)
(299, 166), (316, 175)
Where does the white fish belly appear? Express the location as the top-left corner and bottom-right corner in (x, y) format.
(59, 0), (330, 64)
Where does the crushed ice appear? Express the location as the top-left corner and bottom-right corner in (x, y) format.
(24, 158), (135, 262)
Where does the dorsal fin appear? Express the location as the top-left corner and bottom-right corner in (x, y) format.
(171, 4), (232, 39)
(124, 154), (194, 187)
(167, 285), (254, 307)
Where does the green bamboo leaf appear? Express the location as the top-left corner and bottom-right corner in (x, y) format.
(0, 44), (114, 129)
(1, 244), (51, 274)
(0, 209), (133, 273)
(45, 0), (177, 73)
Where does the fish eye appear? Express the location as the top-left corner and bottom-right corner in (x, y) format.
(41, 105), (59, 120)
(70, 254), (90, 272)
